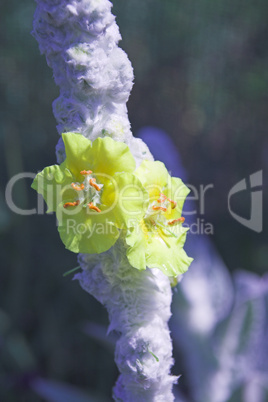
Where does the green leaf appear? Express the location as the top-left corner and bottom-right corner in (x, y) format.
(63, 266), (81, 277)
(148, 349), (159, 362)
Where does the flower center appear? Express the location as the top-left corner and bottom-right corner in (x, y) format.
(63, 170), (103, 212)
(144, 193), (185, 237)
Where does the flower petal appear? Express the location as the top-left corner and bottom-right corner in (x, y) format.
(101, 172), (149, 229)
(57, 204), (119, 254)
(89, 137), (136, 179)
(125, 225), (147, 270)
(163, 176), (190, 220)
(62, 132), (93, 179)
(135, 160), (169, 201)
(31, 163), (74, 213)
(145, 227), (193, 276)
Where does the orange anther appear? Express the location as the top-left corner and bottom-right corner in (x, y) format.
(168, 217), (185, 225)
(167, 199), (177, 209)
(89, 178), (101, 191)
(152, 205), (167, 212)
(157, 193), (167, 203)
(71, 183), (85, 191)
(80, 170), (92, 175)
(63, 200), (80, 208)
(88, 202), (101, 213)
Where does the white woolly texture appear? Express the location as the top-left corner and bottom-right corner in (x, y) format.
(76, 245), (178, 401)
(33, 1), (176, 400)
(33, 0), (152, 165)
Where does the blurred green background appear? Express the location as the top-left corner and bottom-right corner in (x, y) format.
(0, 0), (267, 400)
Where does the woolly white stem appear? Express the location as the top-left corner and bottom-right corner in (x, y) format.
(32, 0), (151, 164)
(33, 0), (177, 400)
(76, 244), (177, 401)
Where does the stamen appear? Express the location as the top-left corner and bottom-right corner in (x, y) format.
(168, 217), (185, 225)
(152, 206), (167, 212)
(63, 200), (80, 208)
(89, 178), (101, 191)
(88, 202), (101, 213)
(71, 183), (85, 191)
(157, 193), (167, 203)
(167, 199), (177, 209)
(157, 222), (178, 238)
(158, 230), (171, 246)
(80, 170), (92, 175)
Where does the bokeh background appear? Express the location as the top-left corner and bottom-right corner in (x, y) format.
(0, 0), (267, 400)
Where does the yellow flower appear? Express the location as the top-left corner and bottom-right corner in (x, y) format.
(126, 160), (193, 277)
(32, 133), (148, 254)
